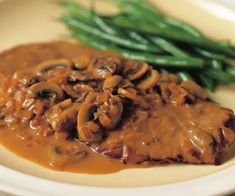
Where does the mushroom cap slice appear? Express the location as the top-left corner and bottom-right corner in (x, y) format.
(181, 80), (207, 100)
(137, 69), (160, 90)
(67, 71), (92, 83)
(53, 98), (72, 110)
(77, 104), (96, 126)
(103, 75), (123, 92)
(98, 96), (123, 130)
(27, 75), (45, 87)
(27, 82), (64, 101)
(77, 103), (102, 143)
(50, 107), (78, 132)
(72, 56), (90, 70)
(36, 59), (72, 74)
(62, 83), (94, 100)
(123, 62), (149, 81)
(84, 92), (110, 105)
(117, 87), (148, 108)
(49, 145), (87, 167)
(78, 121), (102, 143)
(88, 56), (122, 80)
(74, 84), (94, 94)
(84, 92), (100, 104)
(62, 85), (80, 99)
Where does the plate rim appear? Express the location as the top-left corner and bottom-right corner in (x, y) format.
(0, 164), (235, 195)
(0, 0), (235, 195)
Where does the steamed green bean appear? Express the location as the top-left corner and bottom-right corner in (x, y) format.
(59, 0), (235, 90)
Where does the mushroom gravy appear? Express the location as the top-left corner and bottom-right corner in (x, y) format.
(0, 41), (235, 174)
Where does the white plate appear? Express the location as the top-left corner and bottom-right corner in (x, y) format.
(0, 0), (235, 195)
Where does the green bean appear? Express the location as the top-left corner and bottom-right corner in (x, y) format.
(210, 60), (222, 70)
(64, 2), (124, 36)
(85, 12), (150, 47)
(62, 0), (118, 34)
(59, 0), (235, 90)
(113, 0), (203, 38)
(195, 47), (225, 60)
(61, 0), (117, 35)
(95, 16), (149, 44)
(116, 50), (204, 68)
(226, 67), (235, 76)
(112, 15), (180, 36)
(111, 16), (235, 58)
(60, 0), (92, 20)
(62, 15), (164, 53)
(129, 0), (203, 38)
(127, 31), (149, 44)
(62, 0), (235, 57)
(127, 0), (163, 18)
(199, 74), (215, 91)
(121, 0), (203, 41)
(177, 72), (194, 81)
(61, 3), (96, 27)
(72, 31), (204, 68)
(150, 37), (188, 57)
(220, 40), (231, 47)
(113, 0), (164, 22)
(63, 0), (201, 47)
(92, 13), (117, 35)
(72, 31), (110, 51)
(163, 17), (202, 38)
(204, 69), (235, 83)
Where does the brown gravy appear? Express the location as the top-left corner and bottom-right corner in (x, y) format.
(0, 41), (146, 174)
(0, 127), (145, 174)
(0, 41), (234, 174)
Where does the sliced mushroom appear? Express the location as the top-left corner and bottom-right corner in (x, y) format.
(123, 62), (149, 81)
(62, 85), (79, 99)
(87, 56), (122, 79)
(49, 100), (82, 124)
(36, 59), (71, 74)
(50, 107), (78, 132)
(0, 113), (6, 126)
(74, 84), (94, 94)
(181, 80), (207, 100)
(27, 75), (45, 87)
(120, 79), (134, 89)
(49, 145), (87, 167)
(62, 84), (94, 100)
(137, 69), (160, 90)
(12, 71), (35, 86)
(67, 71), (92, 83)
(103, 75), (123, 92)
(160, 73), (180, 83)
(77, 103), (103, 143)
(118, 87), (148, 108)
(98, 96), (123, 130)
(84, 92), (110, 105)
(72, 56), (90, 70)
(84, 92), (100, 104)
(27, 82), (64, 101)
(72, 102), (83, 112)
(53, 98), (72, 110)
(75, 94), (90, 103)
